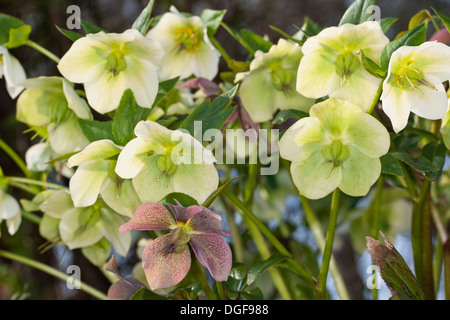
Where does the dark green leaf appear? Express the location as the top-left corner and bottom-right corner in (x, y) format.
(201, 9), (226, 36)
(379, 17), (398, 34)
(272, 109), (309, 125)
(241, 253), (288, 288)
(180, 85), (238, 139)
(390, 150), (439, 175)
(80, 19), (106, 34)
(380, 23), (427, 71)
(269, 25), (304, 46)
(241, 287), (264, 300)
(0, 13), (25, 45)
(360, 50), (386, 78)
(56, 25), (83, 41)
(132, 0), (155, 35)
(433, 8), (450, 33)
(130, 288), (168, 300)
(239, 29), (273, 53)
(152, 76), (180, 108)
(223, 263), (246, 300)
(7, 24), (31, 48)
(164, 192), (198, 207)
(78, 118), (115, 142)
(202, 176), (238, 208)
(421, 142), (446, 180)
(380, 153), (403, 177)
(339, 0), (375, 26)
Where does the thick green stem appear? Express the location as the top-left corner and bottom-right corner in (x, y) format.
(367, 81), (383, 115)
(0, 138), (30, 177)
(0, 249), (108, 300)
(6, 176), (67, 190)
(300, 195), (349, 300)
(26, 40), (61, 64)
(317, 189), (341, 300)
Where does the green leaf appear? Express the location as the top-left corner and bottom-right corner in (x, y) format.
(366, 234), (425, 300)
(360, 49), (386, 79)
(223, 263), (246, 300)
(241, 286), (264, 300)
(379, 17), (398, 34)
(380, 22), (427, 71)
(241, 253), (288, 288)
(433, 8), (450, 33)
(272, 109), (309, 125)
(201, 9), (227, 36)
(78, 118), (115, 142)
(80, 19), (106, 34)
(421, 142), (446, 180)
(390, 150), (439, 176)
(380, 154), (403, 177)
(56, 25), (83, 41)
(269, 25), (304, 46)
(152, 76), (180, 108)
(130, 288), (168, 300)
(0, 13), (26, 46)
(239, 29), (273, 53)
(180, 85), (238, 139)
(7, 24), (31, 48)
(164, 192), (198, 207)
(132, 0), (155, 35)
(339, 0), (375, 26)
(202, 176), (238, 208)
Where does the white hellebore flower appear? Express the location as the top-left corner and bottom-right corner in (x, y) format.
(57, 29), (164, 114)
(146, 6), (220, 81)
(115, 120), (219, 204)
(297, 21), (389, 112)
(0, 45), (26, 99)
(381, 41), (450, 133)
(0, 188), (21, 236)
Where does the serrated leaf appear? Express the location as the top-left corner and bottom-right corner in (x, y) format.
(78, 118), (115, 143)
(201, 9), (226, 36)
(366, 234), (425, 300)
(380, 154), (404, 177)
(380, 22), (427, 71)
(180, 85), (238, 138)
(152, 76), (180, 108)
(132, 0), (155, 35)
(339, 0), (375, 26)
(272, 109), (309, 125)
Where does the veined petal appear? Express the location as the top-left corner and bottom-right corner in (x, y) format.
(339, 146), (381, 197)
(290, 145), (342, 199)
(381, 79), (415, 133)
(173, 163), (219, 204)
(141, 233), (191, 290)
(16, 87), (54, 126)
(101, 176), (142, 218)
(68, 139), (121, 168)
(408, 75), (448, 120)
(115, 137), (154, 179)
(59, 207), (103, 249)
(119, 202), (177, 233)
(190, 233), (232, 282)
(186, 206), (231, 236)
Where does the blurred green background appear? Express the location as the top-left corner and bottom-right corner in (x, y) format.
(0, 0), (449, 299)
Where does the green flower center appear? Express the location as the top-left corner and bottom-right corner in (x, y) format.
(156, 154), (178, 183)
(271, 64), (294, 94)
(165, 226), (191, 255)
(174, 26), (202, 53)
(335, 51), (360, 84)
(323, 139), (350, 168)
(106, 49), (127, 77)
(394, 59), (435, 91)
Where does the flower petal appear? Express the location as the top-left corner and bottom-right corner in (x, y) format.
(68, 139), (121, 168)
(141, 233), (191, 290)
(339, 146), (381, 197)
(380, 80), (411, 133)
(186, 206), (231, 236)
(119, 202), (176, 233)
(0, 46), (26, 99)
(100, 176), (142, 218)
(62, 79), (92, 120)
(189, 233), (232, 282)
(59, 207), (103, 249)
(98, 207), (131, 257)
(408, 75), (448, 120)
(0, 190), (20, 220)
(115, 137), (154, 179)
(48, 119), (90, 155)
(6, 210), (21, 235)
(39, 189), (74, 219)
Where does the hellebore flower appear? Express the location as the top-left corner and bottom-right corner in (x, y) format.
(0, 45), (26, 99)
(16, 76), (91, 155)
(279, 98), (390, 199)
(57, 29), (164, 114)
(119, 202), (232, 290)
(67, 139), (142, 217)
(236, 38), (314, 123)
(115, 120), (219, 204)
(146, 6), (220, 81)
(0, 188), (21, 237)
(297, 21), (389, 112)
(380, 41), (450, 133)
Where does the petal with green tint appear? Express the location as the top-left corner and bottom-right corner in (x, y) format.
(0, 190), (20, 220)
(39, 213), (60, 242)
(16, 87), (54, 126)
(189, 233), (232, 282)
(119, 202), (176, 233)
(6, 210), (21, 235)
(405, 42), (450, 82)
(290, 145), (342, 200)
(381, 80), (416, 133)
(339, 146), (381, 197)
(0, 46), (26, 99)
(62, 79), (92, 120)
(68, 139), (121, 167)
(39, 190), (74, 219)
(98, 207), (131, 257)
(408, 75), (448, 120)
(48, 119), (90, 155)
(173, 163), (219, 204)
(59, 207), (103, 249)
(141, 232), (191, 290)
(115, 137), (154, 179)
(343, 112), (390, 158)
(69, 159), (110, 207)
(101, 176), (142, 218)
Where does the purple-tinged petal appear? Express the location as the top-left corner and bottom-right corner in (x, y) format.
(119, 202), (176, 233)
(142, 233), (191, 290)
(107, 277), (147, 300)
(186, 206), (231, 236)
(167, 201), (190, 223)
(190, 233), (232, 282)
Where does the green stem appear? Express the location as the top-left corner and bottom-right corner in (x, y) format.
(210, 35), (231, 65)
(317, 189), (341, 300)
(216, 281), (225, 300)
(422, 192), (435, 299)
(0, 138), (30, 177)
(6, 176), (67, 190)
(300, 195), (349, 300)
(222, 188), (317, 289)
(26, 40), (61, 64)
(0, 249), (108, 300)
(219, 195), (245, 263)
(444, 241), (450, 300)
(367, 81), (383, 115)
(21, 209), (42, 224)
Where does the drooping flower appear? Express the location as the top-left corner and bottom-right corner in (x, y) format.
(0, 188), (21, 237)
(119, 202), (232, 290)
(57, 29), (164, 114)
(0, 45), (26, 99)
(235, 38), (314, 123)
(279, 98), (390, 199)
(16, 76), (91, 155)
(115, 120), (219, 204)
(67, 139), (142, 217)
(380, 41), (450, 133)
(297, 21), (389, 112)
(146, 6), (220, 81)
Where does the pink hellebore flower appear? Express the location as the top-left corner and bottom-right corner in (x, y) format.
(119, 202), (232, 290)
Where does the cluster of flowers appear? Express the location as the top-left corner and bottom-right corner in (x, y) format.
(2, 3), (450, 293)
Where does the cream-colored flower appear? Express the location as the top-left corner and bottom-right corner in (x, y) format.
(0, 45), (26, 99)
